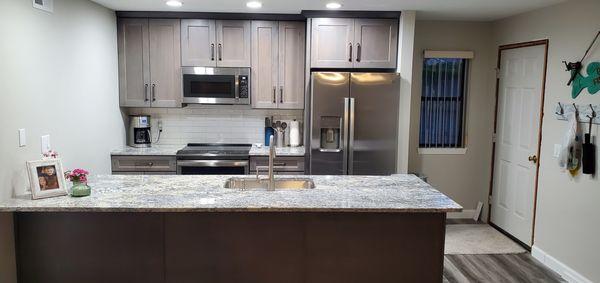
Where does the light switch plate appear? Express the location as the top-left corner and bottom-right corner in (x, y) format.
(41, 135), (51, 154)
(18, 129), (26, 147)
(553, 144), (561, 158)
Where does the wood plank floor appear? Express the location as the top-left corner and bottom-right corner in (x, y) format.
(443, 220), (564, 282)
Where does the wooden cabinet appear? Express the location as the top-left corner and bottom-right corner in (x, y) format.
(310, 18), (398, 69)
(118, 18), (181, 108)
(111, 155), (177, 175)
(181, 19), (251, 67)
(249, 156), (305, 174)
(181, 19), (216, 67)
(251, 21), (305, 109)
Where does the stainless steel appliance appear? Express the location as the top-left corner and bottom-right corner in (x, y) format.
(310, 72), (400, 175)
(176, 143), (252, 175)
(128, 115), (151, 148)
(182, 67), (250, 105)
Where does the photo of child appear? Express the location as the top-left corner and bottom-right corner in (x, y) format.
(36, 165), (60, 190)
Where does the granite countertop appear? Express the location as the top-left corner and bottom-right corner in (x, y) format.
(249, 145), (305, 156)
(0, 174), (461, 213)
(110, 145), (181, 156)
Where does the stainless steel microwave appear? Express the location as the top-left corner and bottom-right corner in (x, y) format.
(182, 67), (250, 105)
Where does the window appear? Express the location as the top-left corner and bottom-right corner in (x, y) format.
(419, 52), (471, 150)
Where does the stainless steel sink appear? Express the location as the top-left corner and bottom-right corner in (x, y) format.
(224, 177), (315, 190)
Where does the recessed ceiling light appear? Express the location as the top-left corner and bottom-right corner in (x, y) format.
(166, 0), (183, 7)
(246, 1), (262, 8)
(326, 2), (342, 9)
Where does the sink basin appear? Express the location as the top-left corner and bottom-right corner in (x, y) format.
(224, 177), (315, 190)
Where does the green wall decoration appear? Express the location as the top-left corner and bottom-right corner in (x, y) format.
(572, 62), (600, 98)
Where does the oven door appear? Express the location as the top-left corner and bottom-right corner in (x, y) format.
(177, 160), (249, 175)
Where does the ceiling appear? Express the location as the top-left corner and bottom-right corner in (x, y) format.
(91, 0), (566, 21)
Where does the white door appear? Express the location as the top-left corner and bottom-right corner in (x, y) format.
(491, 44), (546, 246)
(181, 19), (216, 67)
(216, 20), (251, 67)
(310, 18), (354, 68)
(251, 21), (278, 109)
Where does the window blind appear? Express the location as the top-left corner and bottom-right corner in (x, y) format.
(419, 58), (469, 148)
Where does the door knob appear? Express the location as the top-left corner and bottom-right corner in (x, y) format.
(528, 155), (538, 163)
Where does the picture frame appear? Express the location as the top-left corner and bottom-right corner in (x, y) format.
(26, 159), (68, 199)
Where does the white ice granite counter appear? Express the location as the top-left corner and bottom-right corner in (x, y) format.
(0, 174), (461, 213)
(249, 145), (305, 156)
(110, 145), (181, 156)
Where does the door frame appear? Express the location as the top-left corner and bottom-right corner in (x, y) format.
(487, 39), (549, 247)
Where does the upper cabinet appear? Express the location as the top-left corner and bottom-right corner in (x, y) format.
(251, 21), (305, 109)
(181, 19), (251, 67)
(118, 18), (181, 108)
(310, 18), (398, 69)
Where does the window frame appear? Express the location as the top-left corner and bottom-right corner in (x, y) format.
(418, 51), (473, 154)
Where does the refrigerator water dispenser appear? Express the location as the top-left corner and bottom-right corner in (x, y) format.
(319, 116), (341, 151)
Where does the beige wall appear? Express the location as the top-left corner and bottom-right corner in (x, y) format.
(409, 21), (496, 219)
(493, 0), (600, 281)
(0, 0), (122, 281)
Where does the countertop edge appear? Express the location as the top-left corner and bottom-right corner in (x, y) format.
(0, 207), (462, 213)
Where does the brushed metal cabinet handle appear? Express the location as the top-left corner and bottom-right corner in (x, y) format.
(272, 86), (276, 104)
(152, 84), (156, 102)
(348, 43), (352, 62)
(279, 86), (283, 103)
(210, 43), (215, 61)
(218, 43), (222, 61)
(356, 43), (361, 62)
(144, 84), (149, 101)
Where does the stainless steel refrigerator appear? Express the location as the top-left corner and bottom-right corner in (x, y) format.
(309, 72), (400, 175)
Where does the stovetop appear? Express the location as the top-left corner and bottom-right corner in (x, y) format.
(176, 143), (252, 159)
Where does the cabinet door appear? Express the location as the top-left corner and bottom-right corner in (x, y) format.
(353, 19), (398, 69)
(251, 21), (278, 109)
(181, 19), (216, 67)
(118, 18), (151, 107)
(310, 18), (354, 68)
(149, 19), (181, 108)
(278, 21), (305, 109)
(216, 20), (251, 67)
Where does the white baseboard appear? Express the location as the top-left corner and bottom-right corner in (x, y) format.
(531, 246), (593, 283)
(447, 209), (476, 219)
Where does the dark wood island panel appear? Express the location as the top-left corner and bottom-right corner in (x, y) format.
(15, 212), (446, 283)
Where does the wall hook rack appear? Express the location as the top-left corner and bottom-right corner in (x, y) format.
(555, 103), (600, 125)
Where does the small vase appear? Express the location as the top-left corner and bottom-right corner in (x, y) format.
(70, 181), (91, 197)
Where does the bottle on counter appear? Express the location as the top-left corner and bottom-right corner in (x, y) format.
(265, 117), (274, 146)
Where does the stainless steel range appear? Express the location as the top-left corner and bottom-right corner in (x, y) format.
(176, 143), (252, 175)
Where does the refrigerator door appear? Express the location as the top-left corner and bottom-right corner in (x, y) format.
(310, 72), (350, 175)
(349, 73), (400, 175)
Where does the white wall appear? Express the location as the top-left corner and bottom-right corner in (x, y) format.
(0, 0), (122, 281)
(409, 21), (496, 219)
(493, 0), (600, 281)
(126, 107), (303, 146)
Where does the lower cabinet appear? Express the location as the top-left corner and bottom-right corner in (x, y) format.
(249, 156), (305, 175)
(111, 155), (177, 175)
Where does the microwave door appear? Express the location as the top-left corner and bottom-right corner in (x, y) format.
(183, 74), (236, 104)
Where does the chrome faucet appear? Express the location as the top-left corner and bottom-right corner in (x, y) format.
(255, 135), (276, 190)
(267, 135), (276, 190)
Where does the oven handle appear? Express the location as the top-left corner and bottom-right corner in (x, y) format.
(177, 160), (249, 167)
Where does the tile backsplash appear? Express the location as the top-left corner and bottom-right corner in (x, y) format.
(127, 106), (303, 146)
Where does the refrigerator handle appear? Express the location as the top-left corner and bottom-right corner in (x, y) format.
(348, 97), (355, 175)
(342, 97), (350, 174)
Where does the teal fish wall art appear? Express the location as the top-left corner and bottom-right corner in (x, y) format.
(572, 62), (600, 98)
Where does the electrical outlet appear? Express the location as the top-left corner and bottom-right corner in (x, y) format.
(18, 129), (26, 147)
(553, 144), (561, 158)
(41, 135), (51, 154)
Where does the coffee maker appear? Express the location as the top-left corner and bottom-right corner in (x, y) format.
(128, 115), (152, 148)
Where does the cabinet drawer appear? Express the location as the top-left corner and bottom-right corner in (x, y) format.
(250, 156), (305, 172)
(111, 156), (176, 172)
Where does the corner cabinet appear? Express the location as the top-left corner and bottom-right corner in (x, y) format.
(118, 18), (181, 108)
(181, 19), (251, 67)
(251, 21), (305, 109)
(310, 18), (398, 69)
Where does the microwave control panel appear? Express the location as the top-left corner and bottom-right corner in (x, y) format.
(238, 75), (249, 98)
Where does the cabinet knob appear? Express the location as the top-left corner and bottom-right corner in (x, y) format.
(528, 155), (538, 163)
(148, 162), (154, 166)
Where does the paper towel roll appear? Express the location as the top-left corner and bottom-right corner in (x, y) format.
(289, 120), (301, 147)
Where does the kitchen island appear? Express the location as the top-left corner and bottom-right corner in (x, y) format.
(1, 174), (461, 283)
